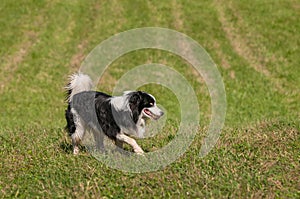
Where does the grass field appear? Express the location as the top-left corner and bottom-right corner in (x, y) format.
(0, 0), (299, 198)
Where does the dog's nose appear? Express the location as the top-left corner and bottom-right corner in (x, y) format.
(160, 111), (164, 116)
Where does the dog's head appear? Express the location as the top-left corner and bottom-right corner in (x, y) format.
(127, 91), (164, 123)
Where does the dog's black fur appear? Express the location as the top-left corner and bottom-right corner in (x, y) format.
(65, 91), (156, 139)
(64, 73), (163, 154)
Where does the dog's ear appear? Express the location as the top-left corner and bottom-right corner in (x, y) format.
(129, 92), (141, 123)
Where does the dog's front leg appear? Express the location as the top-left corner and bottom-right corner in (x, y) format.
(116, 133), (144, 155)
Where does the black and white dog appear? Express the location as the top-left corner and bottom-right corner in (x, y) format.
(65, 73), (164, 155)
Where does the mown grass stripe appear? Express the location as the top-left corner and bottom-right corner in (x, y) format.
(0, 1), (299, 198)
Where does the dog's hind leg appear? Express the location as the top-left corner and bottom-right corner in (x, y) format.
(71, 134), (81, 155)
(116, 133), (144, 155)
(71, 110), (86, 155)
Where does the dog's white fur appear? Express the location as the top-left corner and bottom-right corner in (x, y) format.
(65, 73), (163, 155)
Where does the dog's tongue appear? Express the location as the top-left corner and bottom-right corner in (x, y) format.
(144, 109), (151, 114)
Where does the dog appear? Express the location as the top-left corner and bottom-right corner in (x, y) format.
(65, 73), (164, 155)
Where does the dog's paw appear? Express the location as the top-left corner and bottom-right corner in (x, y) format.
(134, 148), (145, 155)
(136, 152), (145, 156)
(73, 146), (80, 155)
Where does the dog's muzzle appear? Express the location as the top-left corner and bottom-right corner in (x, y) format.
(143, 106), (164, 120)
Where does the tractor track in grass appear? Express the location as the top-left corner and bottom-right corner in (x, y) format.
(0, 1), (56, 94)
(171, 0), (184, 31)
(0, 1), (299, 197)
(214, 1), (271, 76)
(213, 0), (299, 96)
(214, 1), (300, 116)
(0, 31), (39, 93)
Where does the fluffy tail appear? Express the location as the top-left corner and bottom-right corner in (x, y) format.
(65, 73), (93, 102)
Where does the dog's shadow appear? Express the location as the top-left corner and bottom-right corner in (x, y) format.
(59, 140), (87, 154)
(59, 137), (142, 156)
(59, 140), (72, 153)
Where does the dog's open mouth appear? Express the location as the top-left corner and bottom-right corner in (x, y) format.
(143, 108), (160, 120)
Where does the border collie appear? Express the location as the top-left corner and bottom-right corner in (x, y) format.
(65, 73), (164, 155)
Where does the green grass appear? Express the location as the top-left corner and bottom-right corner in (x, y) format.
(0, 0), (299, 198)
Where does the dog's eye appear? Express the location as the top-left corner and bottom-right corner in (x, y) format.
(149, 103), (154, 106)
